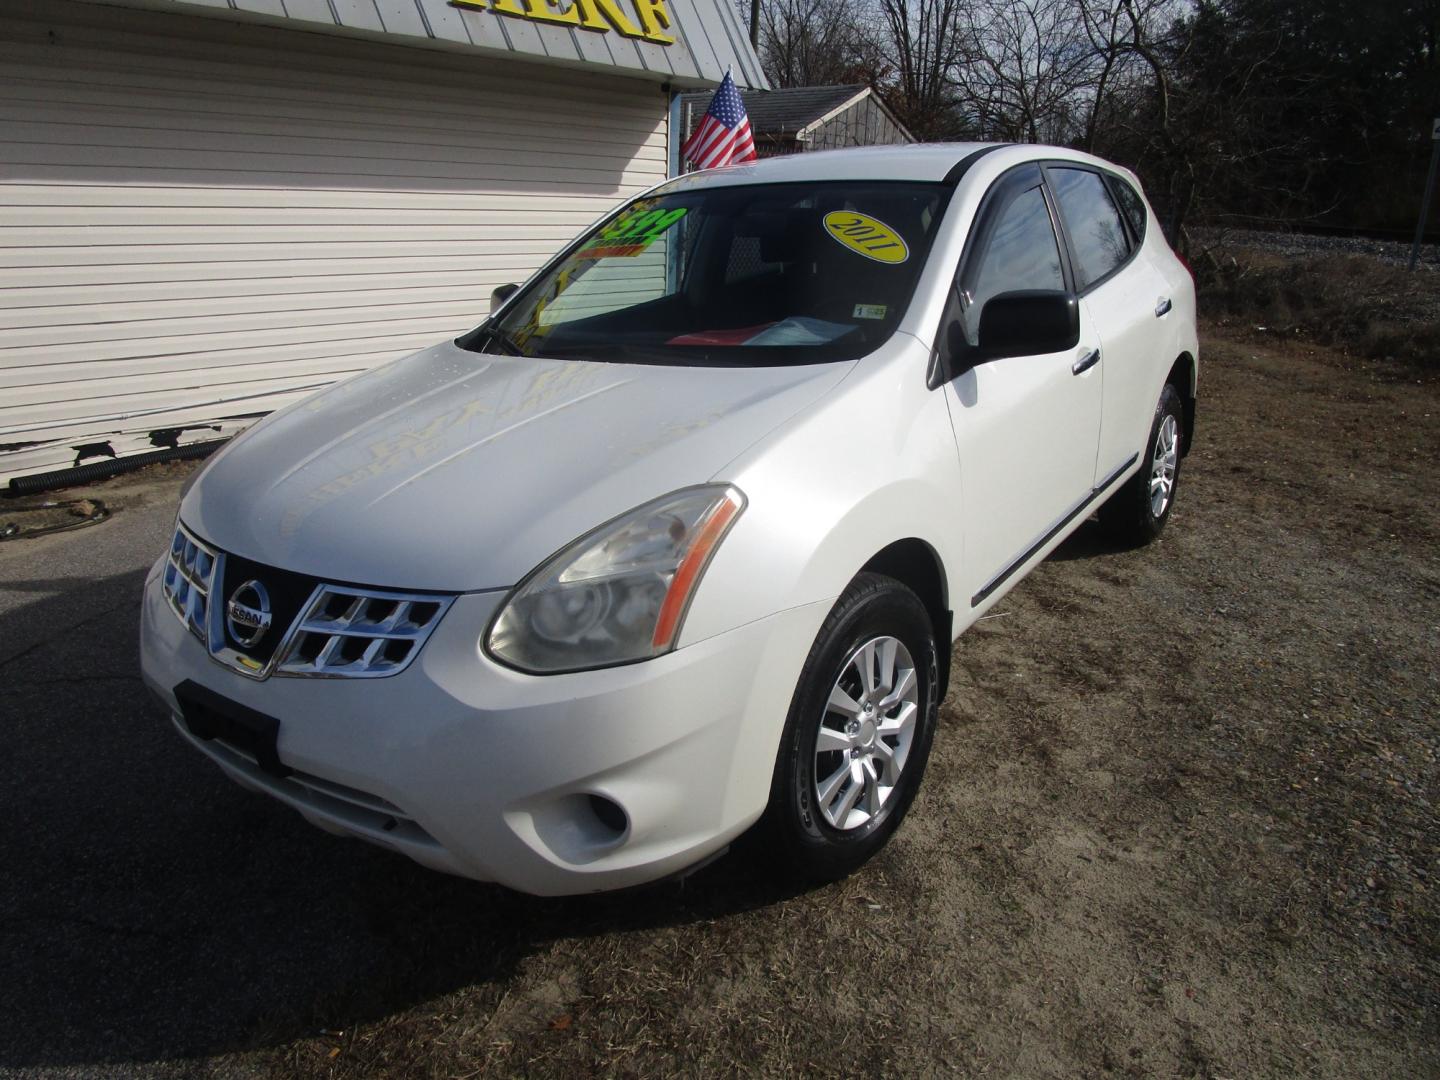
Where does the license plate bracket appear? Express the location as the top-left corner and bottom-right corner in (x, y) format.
(175, 679), (291, 778)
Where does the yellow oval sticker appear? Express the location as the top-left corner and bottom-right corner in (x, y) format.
(822, 211), (909, 264)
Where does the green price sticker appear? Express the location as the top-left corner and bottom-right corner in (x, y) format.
(578, 206), (687, 259)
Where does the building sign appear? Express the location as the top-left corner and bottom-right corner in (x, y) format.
(451, 0), (675, 44)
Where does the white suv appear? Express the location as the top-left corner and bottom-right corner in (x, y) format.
(140, 143), (1198, 895)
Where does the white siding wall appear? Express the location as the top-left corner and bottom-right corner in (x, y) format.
(0, 0), (669, 482)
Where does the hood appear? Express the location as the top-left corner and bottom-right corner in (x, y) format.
(183, 340), (852, 591)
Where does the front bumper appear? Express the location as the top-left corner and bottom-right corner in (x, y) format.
(140, 558), (828, 895)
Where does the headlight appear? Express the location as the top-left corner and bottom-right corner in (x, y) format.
(486, 485), (745, 674)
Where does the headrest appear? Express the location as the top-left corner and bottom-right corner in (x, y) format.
(738, 212), (819, 264)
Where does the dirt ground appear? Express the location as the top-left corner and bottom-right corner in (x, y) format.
(4, 322), (1434, 1079)
(205, 324), (1433, 1078)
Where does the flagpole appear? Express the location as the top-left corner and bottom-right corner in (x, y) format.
(683, 99), (691, 174)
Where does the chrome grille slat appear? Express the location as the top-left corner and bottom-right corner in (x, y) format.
(161, 523), (217, 643)
(275, 584), (453, 679)
(295, 618), (431, 641)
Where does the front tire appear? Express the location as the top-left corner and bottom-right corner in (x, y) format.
(1098, 382), (1185, 547)
(761, 572), (939, 883)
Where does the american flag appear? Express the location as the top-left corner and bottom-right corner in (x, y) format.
(681, 71), (758, 170)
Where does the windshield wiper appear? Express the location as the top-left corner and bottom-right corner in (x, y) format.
(482, 323), (523, 356)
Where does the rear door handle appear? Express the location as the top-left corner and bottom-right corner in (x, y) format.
(1155, 296), (1172, 317)
(1071, 348), (1100, 376)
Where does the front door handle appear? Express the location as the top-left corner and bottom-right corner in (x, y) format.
(1155, 296), (1173, 317)
(1072, 348), (1100, 376)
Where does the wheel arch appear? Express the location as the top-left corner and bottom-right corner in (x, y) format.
(1167, 352), (1197, 457)
(859, 537), (953, 693)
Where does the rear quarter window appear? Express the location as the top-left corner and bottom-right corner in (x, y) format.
(1048, 167), (1131, 289)
(1108, 176), (1148, 243)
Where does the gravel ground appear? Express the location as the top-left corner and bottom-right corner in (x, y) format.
(1194, 227), (1439, 270)
(1, 323), (1436, 1078)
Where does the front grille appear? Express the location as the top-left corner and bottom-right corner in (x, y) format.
(160, 522), (453, 680)
(162, 524), (217, 643)
(275, 586), (450, 678)
(217, 550), (323, 670)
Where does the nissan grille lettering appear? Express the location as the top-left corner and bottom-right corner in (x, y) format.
(225, 580), (272, 648)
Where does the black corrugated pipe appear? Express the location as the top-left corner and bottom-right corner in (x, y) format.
(5, 440), (227, 496)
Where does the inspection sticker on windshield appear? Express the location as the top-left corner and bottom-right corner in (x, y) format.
(823, 211), (909, 264)
(578, 206), (688, 259)
(852, 303), (887, 320)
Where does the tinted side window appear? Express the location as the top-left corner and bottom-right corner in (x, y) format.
(965, 185), (1065, 337)
(1049, 167), (1130, 289)
(1109, 176), (1147, 242)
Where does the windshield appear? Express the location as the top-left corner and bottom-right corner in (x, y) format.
(461, 181), (950, 366)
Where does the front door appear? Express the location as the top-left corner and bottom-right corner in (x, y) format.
(940, 165), (1103, 610)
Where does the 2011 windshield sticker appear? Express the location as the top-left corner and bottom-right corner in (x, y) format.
(823, 212), (909, 264)
(578, 207), (688, 259)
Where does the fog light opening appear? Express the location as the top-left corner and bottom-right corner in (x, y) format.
(587, 794), (628, 837)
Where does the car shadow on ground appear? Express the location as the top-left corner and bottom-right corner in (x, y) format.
(1044, 515), (1139, 562)
(0, 567), (814, 1071)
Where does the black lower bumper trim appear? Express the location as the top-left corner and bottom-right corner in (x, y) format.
(175, 679), (290, 778)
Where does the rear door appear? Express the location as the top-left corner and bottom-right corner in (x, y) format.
(1044, 165), (1164, 483)
(941, 163), (1103, 609)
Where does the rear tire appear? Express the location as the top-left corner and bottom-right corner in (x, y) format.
(760, 572), (939, 884)
(1098, 382), (1185, 547)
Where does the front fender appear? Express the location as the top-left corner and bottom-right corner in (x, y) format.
(680, 338), (962, 650)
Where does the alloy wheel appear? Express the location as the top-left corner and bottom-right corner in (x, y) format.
(813, 635), (919, 831)
(1149, 413), (1179, 518)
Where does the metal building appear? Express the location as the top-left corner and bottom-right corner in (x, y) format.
(1, 0), (765, 486)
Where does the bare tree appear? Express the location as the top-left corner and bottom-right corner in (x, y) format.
(874, 0), (972, 139)
(1075, 0), (1184, 148)
(948, 0), (1114, 143)
(760, 0), (871, 88)
(751, 0), (1174, 147)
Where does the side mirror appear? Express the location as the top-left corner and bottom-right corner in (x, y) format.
(490, 283), (519, 314)
(976, 290), (1079, 359)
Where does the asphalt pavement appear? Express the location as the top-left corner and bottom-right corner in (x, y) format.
(0, 470), (558, 1076)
